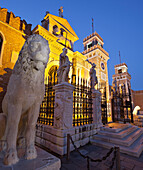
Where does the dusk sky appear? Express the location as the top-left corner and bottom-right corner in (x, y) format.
(1, 0), (143, 90)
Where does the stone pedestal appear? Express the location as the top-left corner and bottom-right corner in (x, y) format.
(53, 82), (75, 130)
(92, 89), (103, 129)
(35, 83), (99, 155)
(0, 147), (61, 170)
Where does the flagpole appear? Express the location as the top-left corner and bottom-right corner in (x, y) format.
(119, 51), (121, 64)
(92, 18), (94, 33)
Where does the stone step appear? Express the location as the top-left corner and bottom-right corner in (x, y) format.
(99, 126), (138, 139)
(101, 123), (131, 133)
(93, 128), (143, 147)
(91, 134), (143, 157)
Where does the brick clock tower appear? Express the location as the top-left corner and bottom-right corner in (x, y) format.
(112, 63), (131, 92)
(82, 31), (111, 121)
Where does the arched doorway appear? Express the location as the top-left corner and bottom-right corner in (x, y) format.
(0, 35), (3, 66)
(48, 65), (58, 85)
(0, 35), (3, 55)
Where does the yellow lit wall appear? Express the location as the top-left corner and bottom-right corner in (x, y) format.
(0, 7), (31, 112)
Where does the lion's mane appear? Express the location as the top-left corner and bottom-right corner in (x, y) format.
(12, 34), (49, 83)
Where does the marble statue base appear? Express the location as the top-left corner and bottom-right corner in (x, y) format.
(0, 147), (61, 170)
(92, 89), (103, 129)
(36, 123), (98, 155)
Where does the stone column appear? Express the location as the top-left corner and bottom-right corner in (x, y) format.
(53, 82), (75, 130)
(92, 89), (103, 129)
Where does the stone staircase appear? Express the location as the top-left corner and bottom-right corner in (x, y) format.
(134, 112), (143, 127)
(90, 123), (143, 157)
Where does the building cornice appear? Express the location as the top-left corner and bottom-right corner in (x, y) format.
(82, 44), (109, 57)
(0, 20), (25, 35)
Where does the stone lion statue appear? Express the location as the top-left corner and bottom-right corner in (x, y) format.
(133, 106), (141, 116)
(0, 34), (50, 165)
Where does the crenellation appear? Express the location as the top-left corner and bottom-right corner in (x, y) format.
(0, 8), (8, 23)
(9, 12), (21, 30)
(0, 7), (31, 35)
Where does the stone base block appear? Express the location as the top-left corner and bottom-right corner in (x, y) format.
(0, 146), (61, 170)
(36, 123), (99, 155)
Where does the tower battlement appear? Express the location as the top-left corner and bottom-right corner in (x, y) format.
(0, 7), (32, 35)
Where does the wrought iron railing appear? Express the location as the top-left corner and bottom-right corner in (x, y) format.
(72, 75), (93, 126)
(99, 84), (107, 125)
(38, 74), (57, 126)
(111, 84), (133, 123)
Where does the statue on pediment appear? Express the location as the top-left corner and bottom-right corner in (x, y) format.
(59, 7), (63, 18)
(57, 48), (72, 83)
(86, 59), (98, 90)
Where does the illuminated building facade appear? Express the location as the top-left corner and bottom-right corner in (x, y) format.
(0, 7), (111, 122)
(0, 7), (31, 112)
(0, 7), (112, 155)
(111, 63), (133, 122)
(112, 63), (131, 92)
(32, 12), (91, 85)
(82, 32), (110, 121)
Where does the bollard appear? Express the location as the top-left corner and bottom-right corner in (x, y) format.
(67, 134), (70, 160)
(116, 147), (121, 170)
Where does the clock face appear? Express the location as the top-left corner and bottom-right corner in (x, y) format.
(101, 62), (105, 71)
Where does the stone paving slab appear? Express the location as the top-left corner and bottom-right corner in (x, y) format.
(60, 143), (143, 170)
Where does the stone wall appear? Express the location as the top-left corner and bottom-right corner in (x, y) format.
(36, 123), (97, 155)
(0, 7), (32, 112)
(0, 7), (31, 35)
(132, 90), (143, 111)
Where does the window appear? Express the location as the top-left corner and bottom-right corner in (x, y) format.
(97, 41), (101, 46)
(0, 35), (3, 56)
(87, 42), (92, 49)
(118, 69), (122, 74)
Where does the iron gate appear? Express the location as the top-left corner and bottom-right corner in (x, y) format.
(99, 83), (107, 125)
(112, 84), (133, 123)
(72, 75), (93, 126)
(37, 66), (58, 126)
(100, 86), (107, 125)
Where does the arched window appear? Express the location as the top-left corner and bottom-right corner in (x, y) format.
(0, 35), (3, 57)
(48, 65), (58, 84)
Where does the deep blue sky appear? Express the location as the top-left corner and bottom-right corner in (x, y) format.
(1, 0), (143, 90)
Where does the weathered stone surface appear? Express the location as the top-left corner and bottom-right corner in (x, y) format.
(57, 48), (72, 84)
(86, 59), (98, 90)
(0, 34), (50, 166)
(92, 89), (103, 128)
(91, 123), (143, 157)
(36, 123), (97, 155)
(53, 83), (74, 130)
(0, 147), (61, 170)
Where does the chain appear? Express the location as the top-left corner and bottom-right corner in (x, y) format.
(69, 135), (87, 159)
(69, 135), (117, 170)
(110, 148), (117, 169)
(90, 147), (114, 162)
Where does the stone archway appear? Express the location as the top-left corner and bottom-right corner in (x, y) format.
(0, 35), (3, 56)
(0, 31), (6, 67)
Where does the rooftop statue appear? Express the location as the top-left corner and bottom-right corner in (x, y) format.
(57, 48), (72, 84)
(0, 34), (50, 166)
(59, 6), (63, 18)
(86, 59), (98, 90)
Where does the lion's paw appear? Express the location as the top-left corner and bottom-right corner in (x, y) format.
(3, 148), (19, 166)
(26, 145), (37, 160)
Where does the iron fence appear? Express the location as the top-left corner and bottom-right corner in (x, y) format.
(112, 84), (133, 123)
(99, 83), (107, 125)
(37, 67), (58, 126)
(72, 75), (93, 126)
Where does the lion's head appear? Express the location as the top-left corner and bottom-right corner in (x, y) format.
(13, 34), (50, 75)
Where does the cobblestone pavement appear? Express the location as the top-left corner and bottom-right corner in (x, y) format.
(60, 143), (143, 170)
